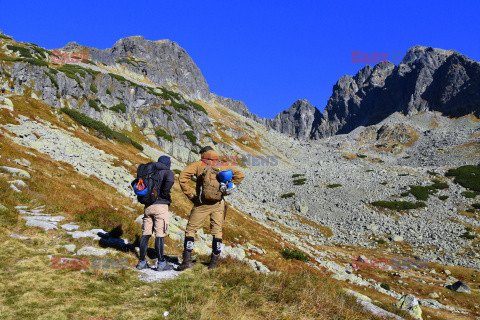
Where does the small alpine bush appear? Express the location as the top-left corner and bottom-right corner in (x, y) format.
(155, 128), (173, 142)
(371, 201), (426, 211)
(281, 248), (309, 262)
(462, 191), (477, 199)
(109, 103), (126, 114)
(327, 184), (342, 188)
(293, 178), (307, 185)
(446, 165), (480, 191)
(380, 283), (390, 290)
(280, 193), (295, 198)
(60, 107), (143, 151)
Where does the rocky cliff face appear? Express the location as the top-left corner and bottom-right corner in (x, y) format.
(0, 35), (220, 162)
(270, 46), (480, 139)
(265, 99), (323, 140)
(60, 36), (210, 101)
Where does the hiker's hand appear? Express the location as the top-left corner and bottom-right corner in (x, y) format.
(219, 183), (228, 195)
(226, 183), (236, 195)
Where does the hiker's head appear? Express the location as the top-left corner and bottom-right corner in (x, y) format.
(201, 149), (219, 163)
(158, 155), (171, 169)
(199, 146), (214, 155)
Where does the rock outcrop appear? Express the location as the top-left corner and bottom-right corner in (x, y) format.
(270, 46), (480, 139)
(59, 36), (210, 101)
(265, 99), (323, 140)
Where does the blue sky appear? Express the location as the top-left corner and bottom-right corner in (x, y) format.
(1, 0), (479, 118)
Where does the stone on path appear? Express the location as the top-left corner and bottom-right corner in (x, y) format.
(0, 166), (31, 179)
(10, 234), (29, 240)
(447, 281), (471, 294)
(76, 246), (114, 256)
(61, 223), (80, 231)
(63, 244), (76, 253)
(396, 294), (422, 320)
(136, 268), (179, 283)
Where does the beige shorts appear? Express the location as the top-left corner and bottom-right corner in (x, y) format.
(142, 204), (170, 237)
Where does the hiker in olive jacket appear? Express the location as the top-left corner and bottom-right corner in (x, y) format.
(177, 147), (245, 270)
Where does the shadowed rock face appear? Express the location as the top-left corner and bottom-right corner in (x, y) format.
(60, 36), (210, 101)
(266, 99), (323, 140)
(269, 46), (480, 139)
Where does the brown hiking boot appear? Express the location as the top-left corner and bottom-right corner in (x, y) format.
(177, 250), (193, 271)
(208, 253), (220, 270)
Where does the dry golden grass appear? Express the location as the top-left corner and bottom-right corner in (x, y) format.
(0, 228), (393, 320)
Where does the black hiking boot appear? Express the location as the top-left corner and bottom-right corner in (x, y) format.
(177, 250), (193, 271)
(208, 253), (220, 270)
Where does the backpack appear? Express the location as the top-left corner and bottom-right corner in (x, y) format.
(198, 166), (223, 203)
(131, 162), (160, 205)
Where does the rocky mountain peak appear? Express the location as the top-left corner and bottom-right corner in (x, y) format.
(57, 36), (210, 101)
(272, 45), (480, 140)
(266, 99), (323, 140)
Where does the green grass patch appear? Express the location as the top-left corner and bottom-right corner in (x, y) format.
(90, 84), (98, 94)
(281, 248), (309, 262)
(380, 283), (390, 290)
(380, 182), (388, 185)
(462, 191), (478, 199)
(44, 71), (58, 89)
(445, 165), (480, 191)
(183, 130), (198, 146)
(293, 178), (307, 186)
(327, 184), (342, 188)
(88, 99), (101, 112)
(172, 101), (189, 112)
(161, 87), (180, 100)
(188, 100), (207, 114)
(407, 185), (437, 201)
(6, 44), (32, 58)
(431, 179), (449, 189)
(155, 128), (173, 142)
(60, 107), (143, 151)
(460, 232), (475, 240)
(371, 200), (426, 211)
(280, 193), (295, 198)
(109, 103), (126, 114)
(161, 106), (173, 115)
(178, 114), (192, 127)
(292, 174), (305, 178)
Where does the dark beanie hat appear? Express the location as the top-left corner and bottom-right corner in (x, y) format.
(200, 146), (214, 154)
(158, 155), (171, 168)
